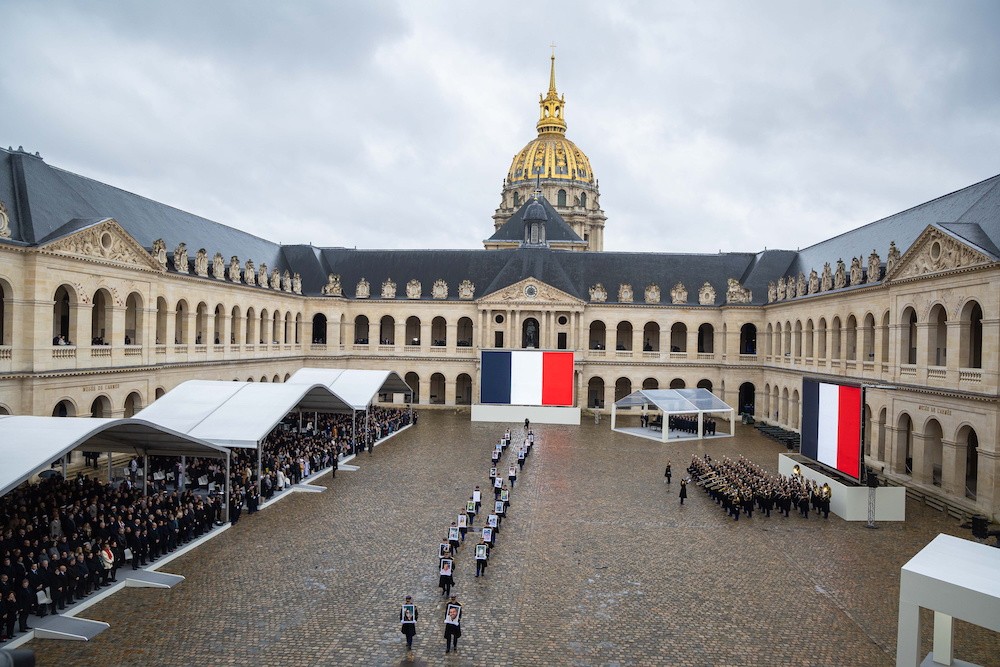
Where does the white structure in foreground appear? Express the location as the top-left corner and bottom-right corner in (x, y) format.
(896, 533), (1000, 667)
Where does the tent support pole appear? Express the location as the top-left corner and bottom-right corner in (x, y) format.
(224, 450), (231, 524)
(107, 454), (113, 485)
(610, 403), (616, 430)
(180, 455), (186, 491)
(662, 412), (667, 443)
(142, 453), (148, 495)
(62, 457), (67, 480)
(257, 439), (262, 497)
(698, 412), (704, 440)
(298, 410), (303, 433)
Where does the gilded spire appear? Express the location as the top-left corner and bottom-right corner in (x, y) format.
(537, 49), (567, 136)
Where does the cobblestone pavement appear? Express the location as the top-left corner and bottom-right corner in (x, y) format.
(26, 412), (1000, 666)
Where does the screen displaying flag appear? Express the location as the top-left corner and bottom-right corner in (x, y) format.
(801, 379), (862, 480)
(480, 350), (574, 406)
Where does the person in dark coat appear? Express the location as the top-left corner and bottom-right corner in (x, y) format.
(438, 557), (454, 598)
(665, 462), (672, 484)
(443, 595), (462, 654)
(15, 579), (33, 633)
(399, 595), (418, 653)
(679, 479), (688, 505)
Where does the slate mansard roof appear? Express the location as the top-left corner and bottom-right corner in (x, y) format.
(2, 146), (998, 305)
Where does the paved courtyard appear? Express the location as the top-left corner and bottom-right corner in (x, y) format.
(26, 411), (1000, 666)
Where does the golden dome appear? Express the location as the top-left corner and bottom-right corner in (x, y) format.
(506, 54), (596, 186)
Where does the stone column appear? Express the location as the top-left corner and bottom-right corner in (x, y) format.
(631, 325), (643, 354)
(420, 321), (431, 350)
(974, 449), (998, 518)
(939, 438), (965, 496)
(394, 319), (405, 351)
(418, 376), (432, 406)
(946, 321), (963, 373)
(444, 377), (457, 406)
(910, 431), (931, 484)
(915, 322), (931, 382)
(686, 326), (698, 356)
(446, 321), (458, 353)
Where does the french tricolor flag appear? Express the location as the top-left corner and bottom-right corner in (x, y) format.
(480, 351), (574, 406)
(801, 380), (862, 479)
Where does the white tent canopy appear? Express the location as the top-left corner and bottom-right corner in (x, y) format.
(134, 380), (354, 449)
(286, 368), (413, 410)
(0, 415), (230, 498)
(611, 388), (734, 442)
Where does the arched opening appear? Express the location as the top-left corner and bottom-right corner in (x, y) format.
(614, 377), (632, 402)
(295, 313), (302, 344)
(763, 383), (771, 416)
(285, 373), (291, 381)
(959, 301), (983, 368)
(589, 321), (606, 350)
(0, 280), (10, 345)
(900, 307), (917, 365)
(738, 382), (755, 416)
(272, 310), (281, 344)
(959, 426), (978, 499)
(230, 306), (242, 345)
(405, 316), (420, 345)
(880, 311), (890, 362)
(783, 321), (791, 356)
(830, 316), (842, 360)
(670, 322), (686, 352)
(431, 316), (447, 346)
(766, 323), (774, 356)
(430, 373), (445, 404)
(923, 419), (943, 486)
(927, 304), (947, 367)
(354, 315), (370, 344)
(774, 323), (783, 356)
(817, 318), (827, 359)
(245, 307), (256, 345)
(804, 319), (814, 358)
(793, 321), (803, 358)
(642, 322), (660, 352)
(312, 314), (328, 344)
(284, 311), (293, 344)
(739, 323), (756, 354)
(697, 379), (713, 393)
(125, 292), (142, 345)
(522, 317), (539, 348)
(156, 297), (169, 344)
(90, 395), (111, 418)
(52, 399), (76, 417)
(897, 413), (913, 474)
(174, 299), (188, 345)
(154, 387), (165, 400)
(862, 313), (875, 361)
(273, 374), (280, 383)
(772, 386), (780, 421)
(863, 404), (872, 456)
(642, 377), (658, 390)
(587, 377), (605, 409)
(877, 407), (887, 461)
(52, 285), (75, 343)
(580, 192), (587, 208)
(213, 304), (225, 345)
(557, 189), (567, 207)
(457, 317), (474, 347)
(195, 302), (209, 345)
(91, 288), (112, 345)
(844, 315), (857, 361)
(379, 315), (395, 345)
(512, 191), (520, 208)
(697, 323), (714, 354)
(781, 388), (790, 425)
(790, 389), (800, 428)
(456, 373), (472, 405)
(405, 372), (421, 404)
(669, 378), (685, 389)
(259, 309), (269, 344)
(123, 391), (143, 418)
(0, 405), (9, 416)
(616, 321), (633, 351)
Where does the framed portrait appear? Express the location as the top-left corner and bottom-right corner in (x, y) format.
(439, 543), (450, 558)
(472, 490), (481, 502)
(482, 527), (493, 542)
(494, 477), (503, 488)
(509, 466), (517, 477)
(445, 604), (461, 625)
(500, 489), (509, 502)
(518, 450), (525, 459)
(487, 514), (498, 528)
(448, 527), (460, 541)
(475, 544), (487, 560)
(457, 515), (467, 528)
(440, 558), (453, 576)
(466, 500), (476, 513)
(401, 604), (415, 624)
(490, 467), (497, 478)
(495, 500), (504, 514)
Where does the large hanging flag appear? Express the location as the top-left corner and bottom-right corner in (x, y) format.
(801, 379), (862, 480)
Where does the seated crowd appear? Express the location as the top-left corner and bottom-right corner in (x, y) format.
(0, 405), (413, 642)
(687, 454), (830, 522)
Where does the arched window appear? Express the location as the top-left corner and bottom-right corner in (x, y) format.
(589, 321), (606, 350)
(642, 377), (658, 390)
(739, 323), (756, 355)
(670, 322), (687, 352)
(124, 293), (142, 345)
(245, 307), (256, 345)
(123, 392), (143, 418)
(697, 323), (714, 354)
(431, 316), (447, 346)
(738, 382), (756, 416)
(845, 315), (857, 361)
(214, 304), (226, 345)
(588, 377), (605, 408)
(616, 321), (633, 351)
(379, 315), (395, 345)
(0, 279), (9, 345)
(579, 192), (587, 208)
(405, 372), (420, 404)
(91, 289), (113, 345)
(259, 309), (268, 344)
(765, 323), (773, 356)
(804, 319), (814, 358)
(927, 304), (947, 367)
(862, 313), (875, 361)
(923, 419), (943, 486)
(643, 322), (660, 352)
(697, 379), (713, 393)
(959, 426), (979, 499)
(354, 315), (369, 344)
(817, 318), (827, 359)
(230, 306), (242, 345)
(670, 378), (686, 389)
(512, 192), (520, 208)
(53, 285), (75, 344)
(959, 301), (983, 369)
(195, 302), (209, 345)
(614, 377), (632, 401)
(900, 307), (917, 365)
(830, 316), (842, 360)
(156, 297), (169, 345)
(430, 373), (446, 404)
(456, 373), (472, 405)
(405, 316), (421, 346)
(457, 317), (474, 347)
(522, 317), (539, 348)
(557, 189), (567, 207)
(312, 313), (328, 344)
(295, 313), (302, 344)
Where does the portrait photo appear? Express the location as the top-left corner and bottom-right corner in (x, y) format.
(401, 604), (415, 623)
(440, 558), (453, 576)
(448, 526), (460, 541)
(495, 500), (504, 514)
(490, 467), (497, 478)
(500, 489), (509, 502)
(445, 604), (461, 625)
(438, 543), (449, 558)
(487, 514), (498, 528)
(472, 490), (481, 502)
(466, 500), (476, 513)
(457, 514), (467, 527)
(494, 477), (503, 488)
(475, 544), (487, 559)
(482, 527), (493, 542)
(509, 466), (517, 476)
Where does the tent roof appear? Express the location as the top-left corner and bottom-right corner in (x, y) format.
(614, 389), (733, 414)
(0, 416), (229, 498)
(134, 380), (354, 448)
(286, 368), (413, 410)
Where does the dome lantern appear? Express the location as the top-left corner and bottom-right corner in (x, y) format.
(536, 51), (567, 136)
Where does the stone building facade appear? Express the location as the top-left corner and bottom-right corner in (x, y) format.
(0, 59), (997, 519)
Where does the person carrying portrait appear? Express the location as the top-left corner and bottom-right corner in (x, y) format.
(443, 595), (462, 654)
(399, 595), (418, 654)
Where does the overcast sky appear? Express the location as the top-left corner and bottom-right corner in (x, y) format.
(2, 1), (998, 254)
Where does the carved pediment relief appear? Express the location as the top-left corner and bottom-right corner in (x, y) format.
(890, 227), (993, 281)
(39, 220), (165, 272)
(481, 278), (582, 305)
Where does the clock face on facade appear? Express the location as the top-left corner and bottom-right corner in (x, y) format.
(524, 284), (538, 298)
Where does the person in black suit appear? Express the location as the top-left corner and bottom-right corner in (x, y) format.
(399, 595), (418, 653)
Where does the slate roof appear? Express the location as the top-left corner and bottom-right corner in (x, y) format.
(3, 146), (998, 306)
(485, 196), (587, 244)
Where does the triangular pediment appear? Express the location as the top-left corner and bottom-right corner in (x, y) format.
(38, 219), (165, 272)
(888, 225), (993, 281)
(479, 277), (583, 305)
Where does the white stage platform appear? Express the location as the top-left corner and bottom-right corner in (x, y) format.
(471, 404), (580, 425)
(613, 425), (731, 443)
(897, 533), (1000, 667)
(778, 454), (906, 521)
